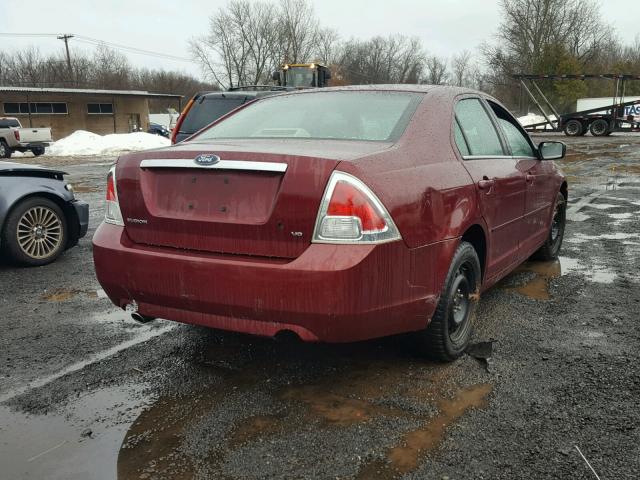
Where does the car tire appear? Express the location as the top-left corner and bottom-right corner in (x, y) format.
(563, 119), (583, 136)
(589, 119), (610, 137)
(417, 241), (481, 362)
(0, 140), (12, 158)
(2, 197), (67, 267)
(532, 192), (566, 261)
(31, 146), (45, 156)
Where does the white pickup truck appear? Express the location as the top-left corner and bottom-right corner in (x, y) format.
(0, 117), (53, 158)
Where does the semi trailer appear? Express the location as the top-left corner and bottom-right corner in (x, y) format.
(514, 74), (640, 136)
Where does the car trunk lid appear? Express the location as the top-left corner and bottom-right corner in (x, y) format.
(115, 140), (388, 258)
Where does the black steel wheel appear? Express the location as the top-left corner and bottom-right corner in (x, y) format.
(563, 119), (583, 136)
(418, 241), (481, 362)
(0, 140), (11, 158)
(532, 192), (566, 261)
(2, 197), (67, 266)
(589, 119), (610, 137)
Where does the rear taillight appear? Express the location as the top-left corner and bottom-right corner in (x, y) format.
(171, 97), (195, 144)
(312, 172), (401, 244)
(105, 165), (124, 226)
(14, 130), (20, 141)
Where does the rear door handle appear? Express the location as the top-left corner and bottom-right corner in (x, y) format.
(478, 179), (495, 190)
(526, 174), (535, 184)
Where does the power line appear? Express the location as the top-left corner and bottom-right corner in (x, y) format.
(74, 35), (195, 62)
(0, 32), (195, 63)
(0, 33), (59, 38)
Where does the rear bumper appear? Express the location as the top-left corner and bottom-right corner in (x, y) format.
(17, 142), (51, 149)
(92, 223), (443, 342)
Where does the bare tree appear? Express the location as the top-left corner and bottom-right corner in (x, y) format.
(191, 0), (320, 88)
(487, 0), (609, 73)
(482, 0), (614, 110)
(338, 35), (425, 84)
(315, 27), (341, 65)
(425, 55), (448, 85)
(190, 2), (251, 88)
(91, 44), (131, 89)
(278, 0), (320, 63)
(451, 50), (472, 87)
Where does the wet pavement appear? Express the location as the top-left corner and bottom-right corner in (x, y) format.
(1, 135), (639, 479)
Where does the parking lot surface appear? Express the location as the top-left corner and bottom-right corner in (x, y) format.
(1, 135), (639, 479)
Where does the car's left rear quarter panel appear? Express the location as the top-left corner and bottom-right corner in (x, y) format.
(339, 90), (481, 301)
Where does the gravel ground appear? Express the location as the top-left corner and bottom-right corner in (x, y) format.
(0, 135), (639, 479)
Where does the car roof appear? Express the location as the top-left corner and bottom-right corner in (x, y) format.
(195, 85), (482, 102)
(238, 84), (483, 101)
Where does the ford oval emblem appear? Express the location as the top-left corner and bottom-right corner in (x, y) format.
(194, 154), (220, 166)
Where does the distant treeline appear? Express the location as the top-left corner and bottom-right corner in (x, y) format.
(192, 0), (640, 113)
(0, 45), (217, 112)
(2, 0), (640, 115)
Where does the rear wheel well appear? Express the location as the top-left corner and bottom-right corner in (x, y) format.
(461, 225), (486, 281)
(560, 182), (568, 201)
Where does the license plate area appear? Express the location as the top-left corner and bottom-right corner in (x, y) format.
(141, 169), (283, 224)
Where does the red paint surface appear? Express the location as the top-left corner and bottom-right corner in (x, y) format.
(93, 85), (565, 342)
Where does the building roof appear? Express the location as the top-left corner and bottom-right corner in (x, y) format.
(0, 86), (182, 99)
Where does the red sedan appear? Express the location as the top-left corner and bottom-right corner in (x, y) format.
(93, 86), (567, 361)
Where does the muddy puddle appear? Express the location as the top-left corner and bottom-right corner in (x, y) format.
(501, 254), (621, 300)
(500, 257), (579, 300)
(357, 383), (492, 479)
(0, 384), (152, 480)
(116, 335), (492, 479)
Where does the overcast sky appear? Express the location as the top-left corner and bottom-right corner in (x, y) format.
(2, 0), (639, 79)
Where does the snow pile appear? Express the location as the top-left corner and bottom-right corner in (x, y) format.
(517, 113), (557, 129)
(46, 130), (170, 157)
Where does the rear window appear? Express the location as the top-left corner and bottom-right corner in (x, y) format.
(0, 119), (20, 128)
(194, 91), (422, 142)
(180, 97), (246, 134)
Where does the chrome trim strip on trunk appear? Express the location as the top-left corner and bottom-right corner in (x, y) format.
(139, 159), (288, 173)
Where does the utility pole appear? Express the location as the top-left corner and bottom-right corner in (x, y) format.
(57, 34), (74, 85)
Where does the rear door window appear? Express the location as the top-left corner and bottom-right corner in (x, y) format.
(455, 99), (505, 156)
(180, 97), (246, 134)
(454, 120), (470, 156)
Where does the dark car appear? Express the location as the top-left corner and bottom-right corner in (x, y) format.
(171, 88), (283, 144)
(147, 122), (170, 138)
(0, 162), (89, 266)
(94, 85), (567, 361)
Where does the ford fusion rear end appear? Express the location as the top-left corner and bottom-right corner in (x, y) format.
(92, 90), (437, 342)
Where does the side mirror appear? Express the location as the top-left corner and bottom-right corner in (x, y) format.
(538, 141), (566, 160)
